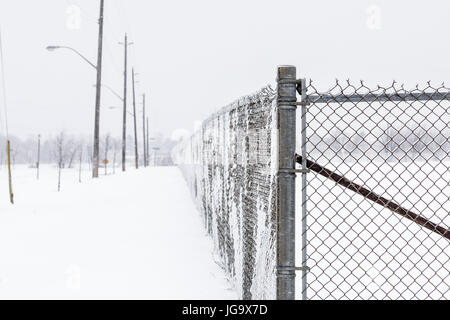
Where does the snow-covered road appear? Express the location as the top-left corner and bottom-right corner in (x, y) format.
(0, 165), (236, 299)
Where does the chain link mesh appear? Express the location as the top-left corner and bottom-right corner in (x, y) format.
(300, 80), (450, 299)
(173, 87), (278, 299)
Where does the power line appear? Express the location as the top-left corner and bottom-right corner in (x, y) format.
(0, 26), (9, 138)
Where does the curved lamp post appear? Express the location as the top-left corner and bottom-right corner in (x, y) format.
(46, 46), (97, 70)
(46, 0), (104, 179)
(46, 45), (101, 178)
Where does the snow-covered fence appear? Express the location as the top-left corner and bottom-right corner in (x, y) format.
(172, 85), (279, 300)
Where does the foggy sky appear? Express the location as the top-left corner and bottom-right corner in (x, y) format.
(0, 0), (450, 140)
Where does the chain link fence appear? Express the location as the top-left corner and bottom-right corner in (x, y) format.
(300, 80), (450, 299)
(173, 65), (450, 300)
(172, 87), (279, 300)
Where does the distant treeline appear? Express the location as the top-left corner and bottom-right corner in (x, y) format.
(0, 132), (177, 167)
(309, 123), (450, 161)
(0, 133), (118, 168)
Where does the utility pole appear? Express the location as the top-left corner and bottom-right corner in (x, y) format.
(132, 68), (139, 169)
(146, 117), (149, 167)
(121, 34), (127, 172)
(92, 0), (105, 178)
(7, 140), (13, 203)
(119, 34), (132, 172)
(37, 134), (41, 180)
(142, 94), (147, 167)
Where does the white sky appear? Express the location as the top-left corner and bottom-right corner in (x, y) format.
(0, 0), (450, 139)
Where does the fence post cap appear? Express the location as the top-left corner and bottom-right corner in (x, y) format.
(277, 65), (296, 81)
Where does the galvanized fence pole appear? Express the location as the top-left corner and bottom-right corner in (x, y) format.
(300, 78), (308, 300)
(276, 65), (297, 300)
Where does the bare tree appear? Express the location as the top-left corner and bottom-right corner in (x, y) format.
(380, 125), (399, 161)
(0, 146), (3, 170)
(78, 141), (84, 183)
(36, 134), (41, 179)
(54, 132), (66, 192)
(405, 124), (430, 160)
(434, 128), (450, 160)
(112, 138), (120, 174)
(66, 138), (78, 169)
(328, 128), (349, 157)
(86, 144), (93, 171)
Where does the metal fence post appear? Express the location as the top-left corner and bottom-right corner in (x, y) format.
(276, 65), (297, 300)
(300, 78), (308, 300)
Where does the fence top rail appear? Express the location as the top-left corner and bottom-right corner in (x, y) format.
(305, 79), (450, 104)
(306, 91), (450, 104)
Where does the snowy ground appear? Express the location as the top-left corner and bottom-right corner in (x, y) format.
(0, 164), (236, 299)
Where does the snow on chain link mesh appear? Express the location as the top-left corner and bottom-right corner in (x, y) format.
(173, 86), (278, 299)
(300, 80), (450, 300)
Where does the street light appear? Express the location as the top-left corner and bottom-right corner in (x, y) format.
(46, 45), (102, 178)
(46, 0), (104, 180)
(46, 3), (104, 179)
(46, 46), (97, 70)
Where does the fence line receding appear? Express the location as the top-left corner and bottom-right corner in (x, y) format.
(173, 85), (280, 300)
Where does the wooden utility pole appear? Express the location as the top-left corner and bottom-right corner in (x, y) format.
(119, 34), (133, 172)
(132, 68), (139, 169)
(120, 34), (128, 172)
(37, 134), (41, 180)
(92, 0), (105, 178)
(142, 94), (147, 167)
(7, 140), (13, 204)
